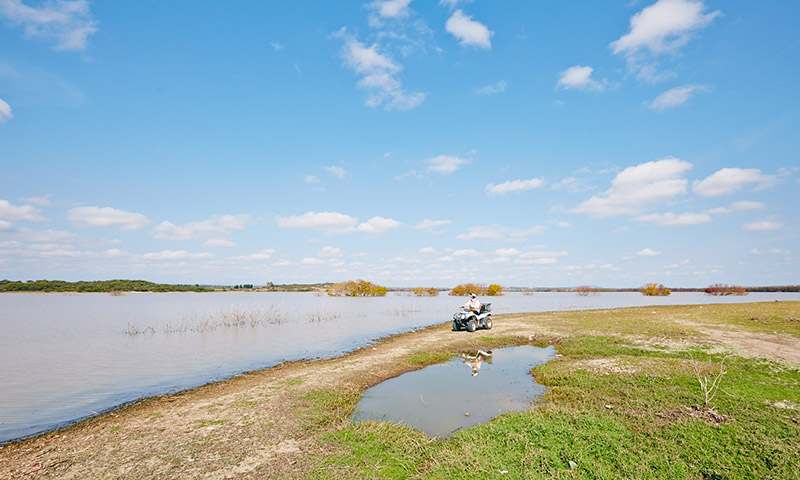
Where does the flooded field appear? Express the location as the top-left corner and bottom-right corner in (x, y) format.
(352, 345), (557, 437)
(1, 291), (798, 443)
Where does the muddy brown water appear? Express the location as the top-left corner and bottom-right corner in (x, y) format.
(352, 345), (557, 437)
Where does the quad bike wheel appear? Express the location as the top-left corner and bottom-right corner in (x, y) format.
(466, 318), (476, 332)
(452, 320), (460, 331)
(484, 316), (492, 330)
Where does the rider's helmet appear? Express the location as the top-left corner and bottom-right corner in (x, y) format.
(469, 293), (476, 298)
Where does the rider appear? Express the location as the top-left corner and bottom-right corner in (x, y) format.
(462, 293), (482, 313)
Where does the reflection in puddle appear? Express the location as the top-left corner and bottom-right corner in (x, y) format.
(352, 345), (557, 437)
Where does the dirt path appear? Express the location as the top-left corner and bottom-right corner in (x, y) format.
(1, 304), (797, 479)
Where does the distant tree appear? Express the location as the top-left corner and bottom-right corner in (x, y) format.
(412, 287), (439, 296)
(639, 283), (671, 296)
(704, 284), (748, 296)
(449, 283), (486, 296)
(327, 279), (388, 297)
(486, 284), (503, 296)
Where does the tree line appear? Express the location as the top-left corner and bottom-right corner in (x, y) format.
(0, 279), (212, 293)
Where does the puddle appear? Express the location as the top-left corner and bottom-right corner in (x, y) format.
(351, 345), (557, 437)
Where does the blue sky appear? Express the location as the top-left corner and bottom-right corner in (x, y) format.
(1, 0), (798, 288)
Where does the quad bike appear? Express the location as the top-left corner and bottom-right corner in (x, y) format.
(452, 303), (492, 332)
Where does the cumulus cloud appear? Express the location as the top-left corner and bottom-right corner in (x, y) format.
(572, 157), (692, 218)
(301, 257), (326, 265)
(370, 0), (412, 19)
(636, 248), (662, 256)
(418, 246), (438, 255)
(425, 154), (470, 174)
(495, 248), (519, 256)
(67, 206), (150, 231)
(0, 0), (97, 51)
(743, 220), (783, 231)
(456, 225), (502, 240)
(693, 168), (778, 196)
(649, 85), (709, 111)
(415, 219), (451, 230)
(357, 216), (402, 234)
(485, 178), (544, 196)
(750, 248), (791, 256)
(453, 248), (479, 256)
(610, 0), (721, 80)
(556, 65), (604, 91)
(153, 215), (250, 240)
(323, 165), (347, 179)
(275, 211), (359, 235)
(705, 200), (765, 215)
(304, 175), (320, 184)
(318, 246), (343, 257)
(333, 28), (425, 111)
(515, 250), (566, 265)
(611, 0), (720, 56)
(203, 239), (237, 248)
(445, 9), (492, 49)
(142, 250), (214, 261)
(476, 80), (507, 95)
(0, 98), (12, 123)
(635, 211), (711, 226)
(0, 199), (45, 223)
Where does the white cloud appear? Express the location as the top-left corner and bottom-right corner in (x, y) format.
(509, 226), (546, 238)
(456, 225), (501, 240)
(415, 219), (451, 230)
(323, 165), (347, 179)
(693, 168), (777, 196)
(318, 246), (343, 257)
(649, 85), (709, 111)
(152, 215), (250, 240)
(476, 80), (507, 95)
(485, 178), (544, 196)
(357, 216), (402, 234)
(248, 249), (275, 260)
(610, 0), (721, 57)
(203, 238), (237, 248)
(301, 257), (326, 265)
(0, 199), (45, 223)
(304, 175), (319, 184)
(743, 220), (783, 231)
(333, 28), (425, 111)
(142, 250), (214, 261)
(425, 154), (470, 174)
(0, 98), (12, 123)
(635, 211), (711, 226)
(750, 248), (791, 256)
(275, 211), (359, 235)
(270, 41), (285, 52)
(706, 200), (765, 215)
(453, 249), (479, 256)
(572, 157), (692, 218)
(0, 0), (97, 51)
(445, 9), (492, 49)
(19, 194), (52, 206)
(67, 206), (150, 231)
(419, 246), (438, 255)
(370, 0), (412, 19)
(548, 220), (571, 228)
(495, 248), (519, 256)
(636, 248), (663, 256)
(556, 65), (604, 91)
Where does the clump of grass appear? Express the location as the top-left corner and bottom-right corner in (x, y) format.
(307, 309), (341, 323)
(382, 304), (421, 317)
(407, 351), (451, 366)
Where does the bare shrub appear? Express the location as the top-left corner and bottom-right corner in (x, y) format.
(704, 283), (748, 296)
(639, 283), (671, 296)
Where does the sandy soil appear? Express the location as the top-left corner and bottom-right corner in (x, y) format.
(1, 305), (798, 479)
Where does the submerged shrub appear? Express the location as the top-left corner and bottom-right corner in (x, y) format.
(449, 283), (503, 296)
(704, 283), (748, 296)
(413, 287), (439, 296)
(639, 283), (671, 296)
(327, 279), (388, 297)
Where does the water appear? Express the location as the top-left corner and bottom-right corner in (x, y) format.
(0, 291), (797, 443)
(352, 345), (558, 437)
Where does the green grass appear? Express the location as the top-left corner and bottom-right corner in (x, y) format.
(307, 303), (800, 479)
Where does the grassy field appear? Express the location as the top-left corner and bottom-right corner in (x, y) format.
(2, 301), (798, 479)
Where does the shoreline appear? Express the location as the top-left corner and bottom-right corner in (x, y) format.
(2, 301), (798, 479)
